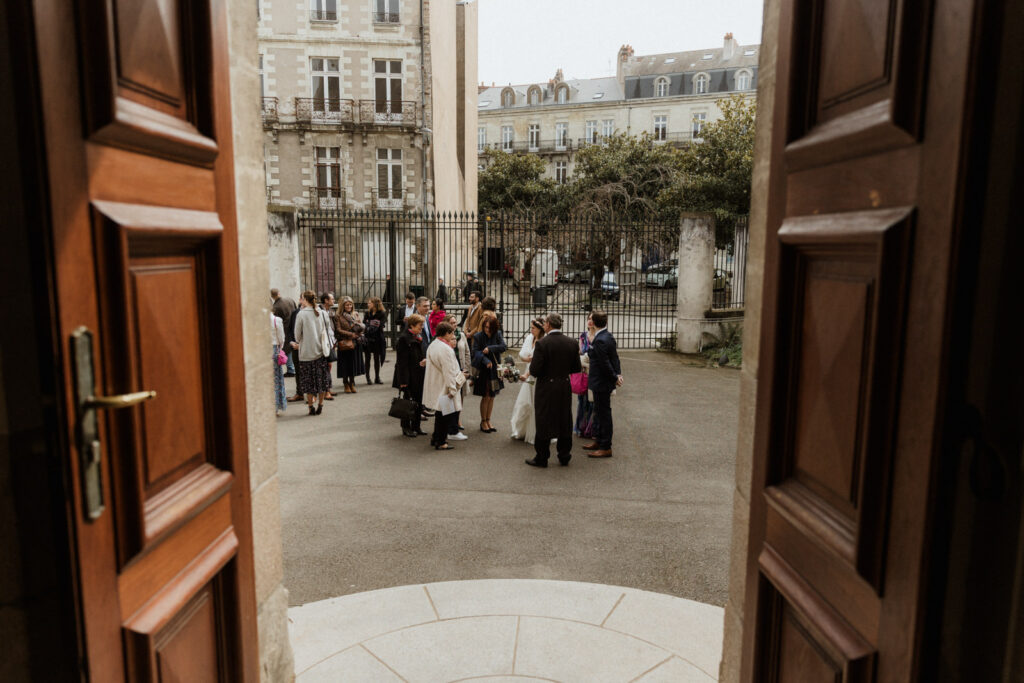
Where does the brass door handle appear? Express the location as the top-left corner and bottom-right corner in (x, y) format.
(72, 326), (158, 521)
(84, 390), (157, 409)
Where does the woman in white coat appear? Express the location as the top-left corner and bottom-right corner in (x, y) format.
(422, 321), (467, 450)
(510, 318), (545, 443)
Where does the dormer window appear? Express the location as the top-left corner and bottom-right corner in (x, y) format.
(656, 76), (669, 97)
(694, 73), (709, 94)
(555, 84), (569, 104)
(501, 88), (515, 107)
(527, 85), (542, 106)
(736, 69), (752, 90)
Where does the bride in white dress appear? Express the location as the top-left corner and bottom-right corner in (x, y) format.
(510, 318), (545, 443)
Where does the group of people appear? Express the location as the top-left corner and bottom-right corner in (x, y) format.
(395, 295), (622, 465)
(271, 285), (623, 465)
(270, 288), (389, 415)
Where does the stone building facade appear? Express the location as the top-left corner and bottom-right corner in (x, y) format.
(477, 34), (758, 183)
(258, 0), (477, 213)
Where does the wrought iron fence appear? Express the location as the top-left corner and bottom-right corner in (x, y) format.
(373, 11), (400, 22)
(712, 216), (749, 310)
(261, 97), (278, 126)
(292, 98), (417, 127)
(296, 210), (716, 349)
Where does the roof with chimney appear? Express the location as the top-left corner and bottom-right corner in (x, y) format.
(478, 34), (759, 112)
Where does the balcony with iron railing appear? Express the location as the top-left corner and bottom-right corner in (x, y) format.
(372, 187), (407, 210)
(261, 97), (279, 126)
(478, 139), (576, 155)
(373, 11), (400, 23)
(292, 98), (417, 128)
(310, 9), (337, 22)
(311, 186), (346, 209)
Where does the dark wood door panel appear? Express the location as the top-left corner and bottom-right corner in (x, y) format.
(759, 547), (876, 682)
(76, 0), (217, 165)
(785, 0), (931, 170)
(770, 208), (913, 591)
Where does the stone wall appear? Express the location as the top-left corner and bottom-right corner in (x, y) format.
(718, 0), (778, 677)
(229, 0), (295, 680)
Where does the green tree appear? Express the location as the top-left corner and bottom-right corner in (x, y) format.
(659, 94), (756, 243)
(477, 149), (556, 216)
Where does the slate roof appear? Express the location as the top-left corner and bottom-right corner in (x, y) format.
(623, 45), (760, 77)
(477, 76), (623, 112)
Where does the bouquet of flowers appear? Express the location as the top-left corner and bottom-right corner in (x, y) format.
(497, 358), (522, 384)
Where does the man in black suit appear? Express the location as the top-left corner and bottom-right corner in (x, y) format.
(526, 313), (582, 468)
(583, 310), (622, 458)
(271, 288), (297, 376)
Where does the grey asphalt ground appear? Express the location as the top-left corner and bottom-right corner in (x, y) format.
(278, 350), (739, 607)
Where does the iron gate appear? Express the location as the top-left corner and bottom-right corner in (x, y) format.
(296, 210), (747, 349)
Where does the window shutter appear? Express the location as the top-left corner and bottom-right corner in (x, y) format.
(391, 163), (402, 199)
(377, 163), (389, 198)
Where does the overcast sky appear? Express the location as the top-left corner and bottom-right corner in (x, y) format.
(476, 0), (765, 87)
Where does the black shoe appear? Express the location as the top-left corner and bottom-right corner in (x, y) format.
(308, 406), (316, 416)
(315, 404), (323, 415)
(415, 429), (429, 436)
(374, 378), (383, 384)
(403, 428), (417, 437)
(284, 372), (295, 377)
(558, 454), (572, 466)
(524, 457), (548, 468)
(366, 377), (373, 385)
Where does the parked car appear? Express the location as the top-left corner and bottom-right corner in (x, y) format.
(645, 264), (679, 288)
(514, 249), (560, 290)
(598, 271), (620, 301)
(558, 265), (589, 283)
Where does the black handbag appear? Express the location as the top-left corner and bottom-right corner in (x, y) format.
(388, 391), (419, 421)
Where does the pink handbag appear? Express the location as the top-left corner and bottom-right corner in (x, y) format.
(570, 371), (588, 395)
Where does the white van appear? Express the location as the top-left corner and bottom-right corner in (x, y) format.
(515, 249), (560, 289)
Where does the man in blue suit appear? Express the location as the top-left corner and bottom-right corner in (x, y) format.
(583, 310), (622, 458)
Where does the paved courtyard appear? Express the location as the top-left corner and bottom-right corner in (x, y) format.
(278, 350), (740, 606)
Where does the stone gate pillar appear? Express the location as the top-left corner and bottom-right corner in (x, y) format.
(675, 213), (715, 353)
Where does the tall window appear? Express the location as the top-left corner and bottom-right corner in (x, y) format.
(376, 148), (403, 207)
(585, 120), (598, 144)
(311, 57), (340, 116)
(315, 147), (342, 207)
(653, 115), (667, 141)
(502, 90), (514, 107)
(478, 126), (486, 152)
(258, 54), (265, 97)
(310, 0), (337, 21)
(528, 124), (540, 151)
(656, 77), (669, 97)
(556, 86), (568, 104)
(374, 60), (404, 122)
(736, 71), (751, 90)
(528, 88), (541, 105)
(555, 161), (567, 185)
(692, 112), (707, 136)
(555, 122), (568, 149)
(501, 125), (514, 151)
(374, 0), (399, 22)
(695, 73), (709, 94)
(602, 119), (614, 139)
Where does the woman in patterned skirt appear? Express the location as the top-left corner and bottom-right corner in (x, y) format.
(294, 290), (332, 415)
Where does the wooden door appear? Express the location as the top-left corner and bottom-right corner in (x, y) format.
(32, 0), (258, 679)
(742, 0), (983, 679)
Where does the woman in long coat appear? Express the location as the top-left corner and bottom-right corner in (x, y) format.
(334, 296), (365, 394)
(393, 313), (427, 437)
(471, 312), (507, 433)
(294, 290), (331, 415)
(422, 321), (466, 450)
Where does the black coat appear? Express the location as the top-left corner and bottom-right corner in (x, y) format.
(529, 331), (582, 441)
(392, 330), (426, 399)
(587, 329), (621, 393)
(436, 283), (448, 305)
